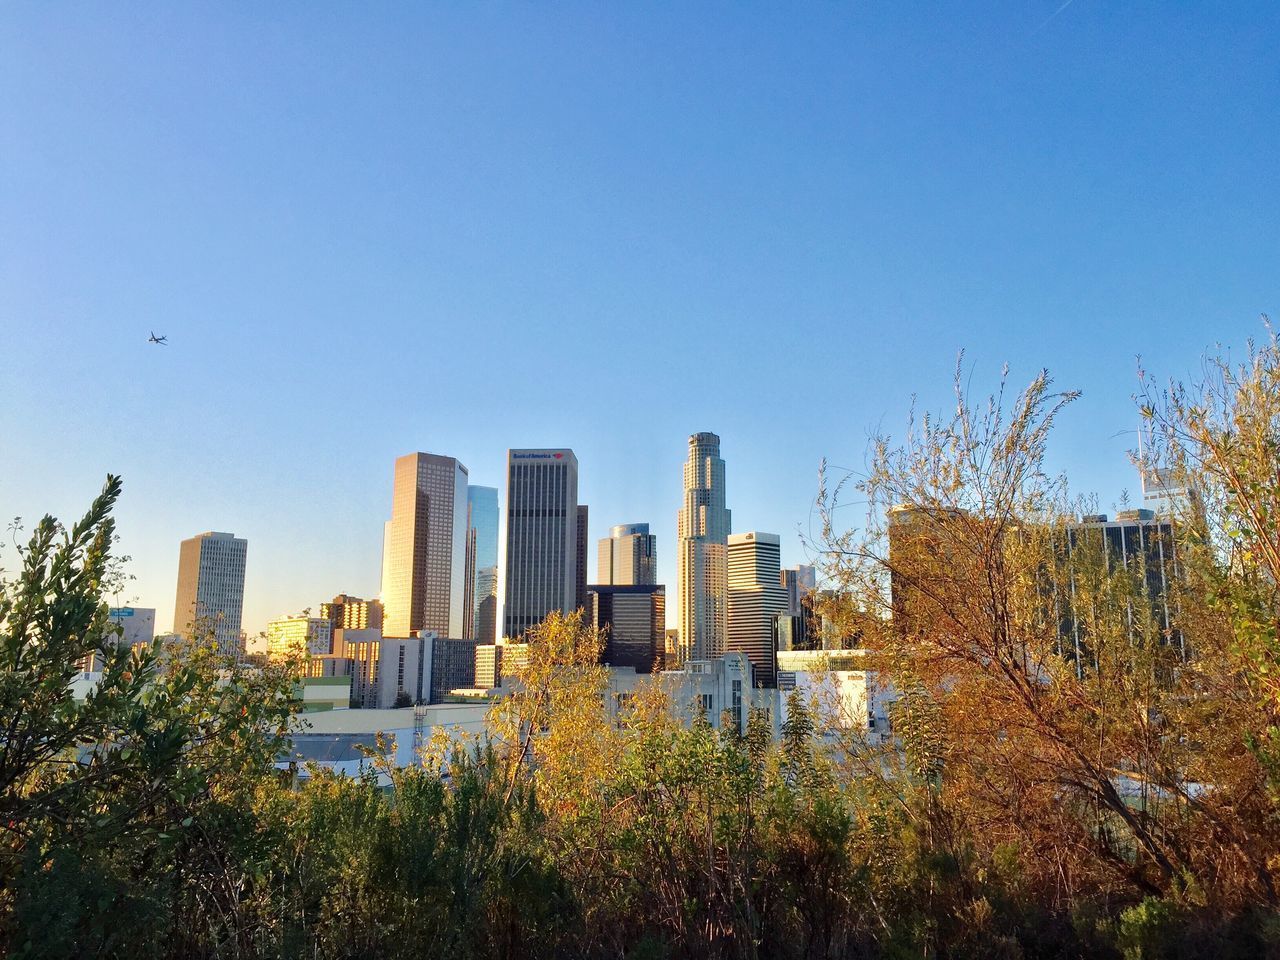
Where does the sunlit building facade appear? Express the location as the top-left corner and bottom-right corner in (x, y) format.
(266, 616), (333, 659)
(676, 432), (731, 663)
(598, 523), (657, 586)
(173, 531), (247, 656)
(381, 452), (470, 639)
(321, 594), (383, 631)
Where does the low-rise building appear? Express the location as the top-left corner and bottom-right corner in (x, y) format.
(79, 606), (157, 673)
(475, 639), (529, 689)
(293, 675), (352, 713)
(776, 648), (893, 740)
(595, 652), (773, 735)
(281, 702), (490, 783)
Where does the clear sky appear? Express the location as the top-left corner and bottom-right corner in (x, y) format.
(2, 2), (1277, 636)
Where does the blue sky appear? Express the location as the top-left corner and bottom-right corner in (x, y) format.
(2, 2), (1277, 635)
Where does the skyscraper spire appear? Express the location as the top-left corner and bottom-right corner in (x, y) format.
(676, 432), (732, 662)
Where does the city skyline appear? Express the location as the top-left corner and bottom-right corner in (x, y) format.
(2, 4), (1275, 638)
(1, 421), (1232, 643)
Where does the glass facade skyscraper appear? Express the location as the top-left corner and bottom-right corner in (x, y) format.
(465, 485), (499, 642)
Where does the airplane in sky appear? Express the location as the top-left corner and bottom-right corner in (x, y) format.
(148, 332), (168, 345)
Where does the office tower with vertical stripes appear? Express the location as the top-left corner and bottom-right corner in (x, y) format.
(676, 432), (731, 662)
(503, 449), (580, 638)
(727, 532), (787, 688)
(381, 452), (470, 639)
(173, 531), (248, 656)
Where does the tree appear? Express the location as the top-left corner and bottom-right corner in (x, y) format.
(814, 357), (1280, 921)
(0, 476), (157, 872)
(0, 476), (302, 956)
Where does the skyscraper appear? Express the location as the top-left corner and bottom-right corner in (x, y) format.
(1141, 466), (1198, 519)
(1059, 509), (1183, 665)
(465, 486), (499, 641)
(780, 564), (816, 616)
(590, 583), (666, 673)
(727, 532), (787, 688)
(676, 432), (731, 662)
(381, 453), (469, 639)
(173, 531), (248, 656)
(503, 449), (579, 638)
(576, 504), (590, 616)
(598, 523), (657, 586)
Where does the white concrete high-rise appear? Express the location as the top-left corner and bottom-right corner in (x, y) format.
(598, 523), (657, 586)
(727, 532), (787, 688)
(381, 453), (470, 639)
(676, 432), (731, 662)
(173, 532), (248, 655)
(503, 449), (579, 638)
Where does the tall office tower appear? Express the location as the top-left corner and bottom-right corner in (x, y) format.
(173, 531), (248, 655)
(503, 449), (579, 638)
(266, 616), (333, 658)
(727, 532), (787, 688)
(888, 504), (969, 640)
(1059, 509), (1183, 666)
(590, 584), (666, 673)
(475, 638), (530, 688)
(381, 453), (470, 639)
(780, 565), (816, 616)
(465, 486), (499, 640)
(576, 504), (590, 616)
(598, 523), (658, 586)
(321, 594), (384, 631)
(676, 432), (732, 662)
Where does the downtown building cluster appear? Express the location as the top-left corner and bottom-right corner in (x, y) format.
(140, 434), (828, 717)
(76, 436), (1195, 783)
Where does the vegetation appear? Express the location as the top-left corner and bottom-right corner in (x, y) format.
(3, 332), (1280, 958)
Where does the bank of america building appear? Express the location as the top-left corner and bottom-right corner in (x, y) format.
(503, 449), (580, 638)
